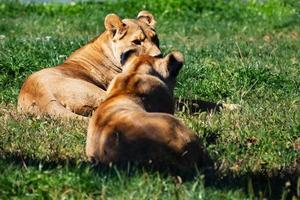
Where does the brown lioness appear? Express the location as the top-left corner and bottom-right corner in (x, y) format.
(18, 11), (161, 119)
(86, 51), (209, 172)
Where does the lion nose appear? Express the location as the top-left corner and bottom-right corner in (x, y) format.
(154, 53), (163, 58)
(148, 45), (161, 57)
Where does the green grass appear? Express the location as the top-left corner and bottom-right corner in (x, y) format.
(0, 0), (300, 199)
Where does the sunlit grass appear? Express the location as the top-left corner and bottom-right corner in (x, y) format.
(0, 0), (299, 199)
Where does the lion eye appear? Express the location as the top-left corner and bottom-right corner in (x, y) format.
(132, 40), (142, 45)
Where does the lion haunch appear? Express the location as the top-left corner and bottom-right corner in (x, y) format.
(86, 51), (208, 171)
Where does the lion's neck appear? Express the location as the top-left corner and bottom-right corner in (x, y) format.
(65, 32), (122, 88)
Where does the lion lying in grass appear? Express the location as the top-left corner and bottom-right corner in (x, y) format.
(18, 11), (161, 119)
(86, 51), (209, 171)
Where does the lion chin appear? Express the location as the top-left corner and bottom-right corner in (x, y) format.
(17, 11), (161, 119)
(86, 51), (210, 173)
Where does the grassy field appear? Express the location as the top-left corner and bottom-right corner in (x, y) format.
(0, 0), (299, 199)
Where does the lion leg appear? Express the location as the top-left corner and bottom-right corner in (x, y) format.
(18, 86), (87, 120)
(52, 77), (106, 117)
(45, 100), (88, 120)
(18, 70), (106, 119)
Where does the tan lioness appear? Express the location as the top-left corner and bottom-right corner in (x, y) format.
(86, 51), (209, 172)
(18, 11), (161, 119)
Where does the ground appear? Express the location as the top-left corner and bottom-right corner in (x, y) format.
(0, 0), (299, 199)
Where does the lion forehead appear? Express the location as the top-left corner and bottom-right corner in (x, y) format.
(122, 19), (155, 38)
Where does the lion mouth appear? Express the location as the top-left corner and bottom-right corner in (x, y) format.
(120, 49), (138, 65)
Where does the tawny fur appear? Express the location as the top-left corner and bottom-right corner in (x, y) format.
(86, 52), (208, 171)
(18, 11), (161, 119)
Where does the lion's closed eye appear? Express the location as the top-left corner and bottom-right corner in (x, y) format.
(132, 39), (142, 45)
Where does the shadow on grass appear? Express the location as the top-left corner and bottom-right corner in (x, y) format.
(175, 97), (241, 114)
(204, 165), (300, 199)
(1, 151), (299, 199)
(175, 97), (224, 113)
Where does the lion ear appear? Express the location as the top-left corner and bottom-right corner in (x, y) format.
(166, 51), (184, 77)
(137, 11), (156, 27)
(104, 13), (127, 39)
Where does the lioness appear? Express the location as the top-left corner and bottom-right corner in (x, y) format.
(86, 51), (209, 172)
(18, 11), (161, 119)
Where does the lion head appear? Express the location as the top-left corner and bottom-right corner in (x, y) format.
(104, 11), (161, 65)
(106, 51), (184, 114)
